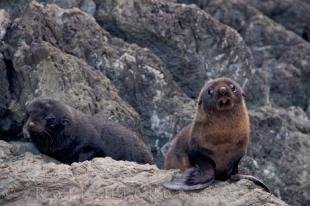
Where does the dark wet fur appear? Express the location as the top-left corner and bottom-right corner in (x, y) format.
(25, 98), (153, 164)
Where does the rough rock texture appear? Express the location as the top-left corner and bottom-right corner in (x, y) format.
(174, 1), (310, 204)
(244, 0), (310, 42)
(0, 10), (11, 139)
(2, 29), (141, 139)
(5, 2), (196, 164)
(93, 0), (267, 107)
(0, 0), (309, 205)
(0, 141), (287, 206)
(243, 106), (310, 206)
(179, 0), (310, 110)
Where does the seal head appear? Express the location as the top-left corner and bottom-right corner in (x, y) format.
(199, 78), (245, 112)
(25, 98), (72, 151)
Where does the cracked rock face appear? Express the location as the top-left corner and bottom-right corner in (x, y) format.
(1, 37), (141, 138)
(243, 107), (310, 206)
(2, 2), (195, 164)
(93, 0), (266, 107)
(243, 0), (310, 42)
(179, 0), (310, 111)
(0, 141), (287, 206)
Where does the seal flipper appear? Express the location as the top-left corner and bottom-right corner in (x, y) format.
(163, 150), (215, 191)
(230, 174), (270, 193)
(185, 164), (214, 186)
(163, 167), (214, 191)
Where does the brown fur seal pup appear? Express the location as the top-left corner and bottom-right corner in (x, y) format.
(164, 78), (269, 192)
(24, 98), (153, 164)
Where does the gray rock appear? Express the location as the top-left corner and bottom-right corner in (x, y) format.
(177, 1), (310, 205)
(5, 1), (195, 165)
(80, 0), (96, 16)
(0, 10), (10, 40)
(0, 10), (11, 117)
(8, 141), (40, 155)
(243, 0), (310, 42)
(181, 0), (310, 111)
(41, 0), (81, 9)
(1, 38), (141, 140)
(0, 0), (31, 19)
(93, 0), (267, 107)
(0, 140), (16, 162)
(241, 106), (310, 206)
(0, 53), (10, 123)
(0, 11), (13, 139)
(0, 0), (308, 205)
(0, 140), (287, 206)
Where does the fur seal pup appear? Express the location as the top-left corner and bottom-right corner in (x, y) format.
(24, 98), (153, 164)
(164, 78), (269, 192)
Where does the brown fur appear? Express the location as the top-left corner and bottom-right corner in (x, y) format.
(165, 78), (250, 180)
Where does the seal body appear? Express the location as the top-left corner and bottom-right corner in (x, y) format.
(25, 98), (153, 164)
(164, 78), (250, 189)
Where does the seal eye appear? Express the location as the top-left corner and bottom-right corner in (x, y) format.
(230, 84), (236, 92)
(62, 117), (70, 126)
(207, 88), (214, 96)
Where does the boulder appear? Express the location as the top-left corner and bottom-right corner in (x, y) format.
(180, 0), (310, 111)
(93, 0), (267, 107)
(0, 1), (308, 205)
(4, 1), (196, 164)
(0, 140), (287, 206)
(1, 39), (141, 139)
(243, 0), (310, 42)
(241, 106), (310, 206)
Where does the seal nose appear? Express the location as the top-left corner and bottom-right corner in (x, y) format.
(28, 121), (35, 129)
(219, 86), (228, 96)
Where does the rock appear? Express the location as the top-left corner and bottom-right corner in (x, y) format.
(93, 0), (267, 107)
(0, 54), (10, 126)
(0, 0), (30, 19)
(1, 39), (141, 139)
(0, 141), (287, 206)
(0, 140), (16, 162)
(166, 2), (310, 204)
(5, 1), (195, 165)
(0, 11), (12, 140)
(180, 0), (310, 110)
(80, 0), (96, 16)
(241, 106), (310, 206)
(41, 0), (81, 9)
(243, 0), (310, 42)
(8, 141), (40, 155)
(0, 0), (308, 205)
(0, 10), (10, 40)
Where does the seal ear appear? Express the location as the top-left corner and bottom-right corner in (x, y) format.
(198, 99), (202, 106)
(242, 92), (246, 98)
(62, 117), (70, 126)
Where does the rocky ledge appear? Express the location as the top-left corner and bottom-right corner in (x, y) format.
(0, 141), (286, 206)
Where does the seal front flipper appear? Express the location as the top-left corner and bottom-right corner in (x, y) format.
(164, 152), (215, 191)
(230, 174), (270, 193)
(163, 167), (214, 191)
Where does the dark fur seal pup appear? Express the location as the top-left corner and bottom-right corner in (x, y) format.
(164, 78), (269, 192)
(24, 98), (153, 164)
